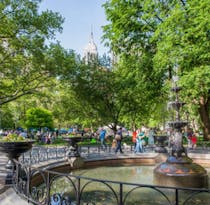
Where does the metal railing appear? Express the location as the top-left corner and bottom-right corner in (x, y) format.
(13, 159), (210, 205)
(21, 144), (210, 166)
(10, 145), (209, 205)
(21, 146), (68, 164)
(20, 144), (156, 165)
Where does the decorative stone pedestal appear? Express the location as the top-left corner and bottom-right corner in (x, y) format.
(63, 136), (89, 157)
(154, 130), (208, 188)
(154, 156), (208, 188)
(153, 79), (208, 188)
(64, 136), (88, 169)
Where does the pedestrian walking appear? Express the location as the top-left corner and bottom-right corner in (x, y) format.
(132, 130), (137, 150)
(191, 133), (197, 149)
(134, 131), (145, 153)
(99, 127), (107, 150)
(115, 127), (123, 154)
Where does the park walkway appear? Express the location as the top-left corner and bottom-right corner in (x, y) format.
(0, 187), (31, 205)
(0, 154), (9, 193)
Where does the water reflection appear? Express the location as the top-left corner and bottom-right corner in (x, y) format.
(75, 166), (154, 184)
(49, 166), (210, 205)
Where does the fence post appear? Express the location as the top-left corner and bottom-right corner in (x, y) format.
(119, 183), (123, 205)
(46, 172), (51, 205)
(26, 166), (31, 202)
(175, 189), (179, 205)
(77, 177), (81, 205)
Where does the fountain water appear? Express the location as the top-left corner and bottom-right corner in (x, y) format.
(154, 74), (208, 188)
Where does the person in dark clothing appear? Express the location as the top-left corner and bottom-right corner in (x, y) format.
(115, 127), (123, 154)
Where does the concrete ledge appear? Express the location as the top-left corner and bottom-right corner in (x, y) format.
(84, 153), (159, 167)
(31, 152), (210, 171)
(189, 153), (210, 168)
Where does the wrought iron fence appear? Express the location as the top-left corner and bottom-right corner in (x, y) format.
(21, 146), (68, 164)
(13, 158), (210, 205)
(9, 145), (209, 205)
(20, 145), (156, 165)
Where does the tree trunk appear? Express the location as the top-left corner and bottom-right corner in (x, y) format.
(198, 96), (210, 141)
(108, 123), (117, 135)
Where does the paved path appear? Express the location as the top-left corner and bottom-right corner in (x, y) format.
(0, 154), (10, 193)
(0, 188), (32, 205)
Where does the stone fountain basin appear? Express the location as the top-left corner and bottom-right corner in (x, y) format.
(30, 152), (210, 189)
(168, 101), (186, 110)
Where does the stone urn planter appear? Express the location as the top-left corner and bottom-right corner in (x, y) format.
(63, 136), (90, 169)
(0, 140), (35, 169)
(63, 136), (89, 157)
(0, 138), (34, 185)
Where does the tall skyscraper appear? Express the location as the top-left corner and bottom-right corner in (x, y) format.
(83, 30), (98, 64)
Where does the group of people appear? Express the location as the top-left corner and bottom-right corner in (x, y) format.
(98, 127), (124, 153)
(36, 130), (58, 144)
(0, 129), (31, 139)
(99, 127), (124, 153)
(0, 129), (59, 145)
(132, 129), (150, 153)
(98, 126), (198, 154)
(99, 127), (150, 154)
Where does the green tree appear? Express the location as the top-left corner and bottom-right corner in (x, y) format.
(60, 52), (164, 133)
(59, 54), (121, 132)
(0, 0), (66, 105)
(103, 0), (209, 139)
(103, 0), (168, 129)
(25, 107), (53, 129)
(153, 0), (210, 139)
(69, 61), (122, 132)
(54, 86), (99, 129)
(0, 105), (14, 129)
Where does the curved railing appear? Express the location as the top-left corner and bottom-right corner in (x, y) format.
(20, 144), (148, 165)
(21, 146), (68, 164)
(13, 158), (210, 205)
(6, 145), (209, 205)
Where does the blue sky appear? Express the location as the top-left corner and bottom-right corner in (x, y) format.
(40, 0), (109, 56)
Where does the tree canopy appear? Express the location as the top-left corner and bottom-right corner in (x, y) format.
(0, 0), (67, 105)
(1, 0), (209, 138)
(153, 0), (210, 139)
(103, 0), (210, 138)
